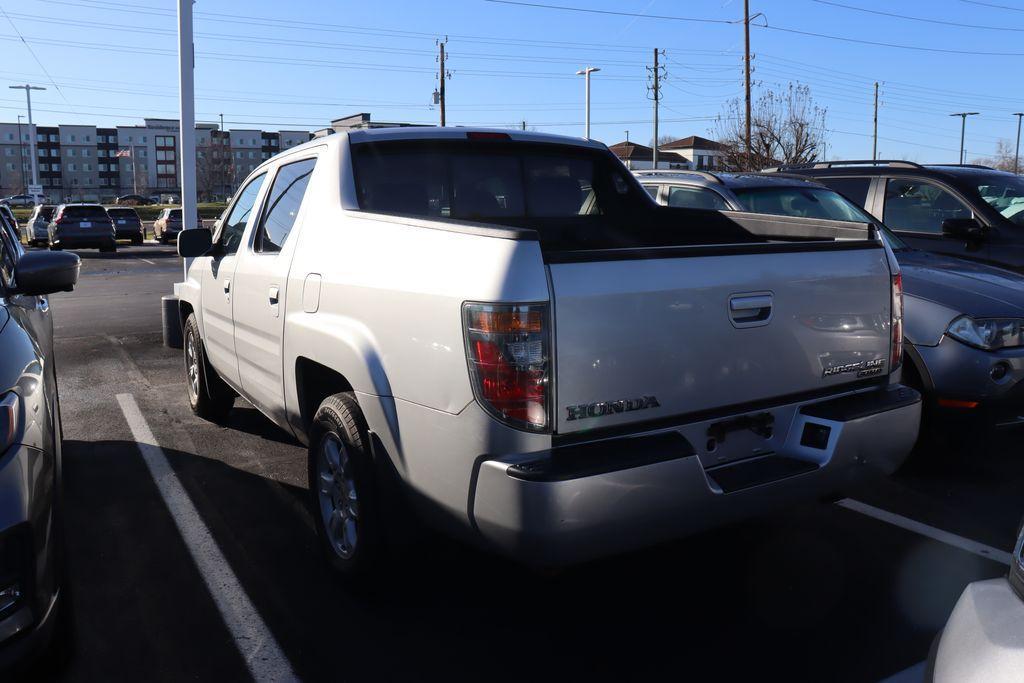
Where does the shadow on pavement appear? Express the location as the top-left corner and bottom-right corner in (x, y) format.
(47, 436), (1007, 682)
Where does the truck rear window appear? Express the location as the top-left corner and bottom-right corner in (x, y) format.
(352, 140), (636, 220)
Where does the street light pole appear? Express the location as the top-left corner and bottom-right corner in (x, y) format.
(1014, 113), (1024, 175)
(178, 0), (197, 238)
(576, 66), (600, 139)
(14, 116), (24, 193)
(950, 112), (980, 165)
(9, 84), (45, 191)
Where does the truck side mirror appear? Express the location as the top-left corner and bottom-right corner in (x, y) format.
(13, 251), (80, 295)
(942, 217), (985, 241)
(178, 228), (212, 257)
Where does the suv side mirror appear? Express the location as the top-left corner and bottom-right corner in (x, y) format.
(13, 251), (79, 296)
(178, 227), (213, 257)
(942, 217), (985, 240)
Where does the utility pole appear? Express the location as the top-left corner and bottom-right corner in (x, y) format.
(950, 112), (980, 165)
(744, 0), (752, 170)
(9, 84), (45, 191)
(576, 66), (600, 138)
(1014, 112), (1024, 175)
(438, 39), (448, 127)
(648, 49), (664, 169)
(16, 115), (25, 194)
(872, 82), (879, 161)
(625, 130), (629, 142)
(521, 120), (526, 131)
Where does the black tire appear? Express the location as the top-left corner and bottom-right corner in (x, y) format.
(48, 243), (61, 251)
(183, 313), (234, 421)
(308, 393), (382, 578)
(99, 243), (116, 254)
(131, 236), (143, 246)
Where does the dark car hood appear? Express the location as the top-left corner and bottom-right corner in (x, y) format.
(897, 249), (1024, 317)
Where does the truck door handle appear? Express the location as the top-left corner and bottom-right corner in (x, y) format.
(223, 279), (231, 294)
(729, 293), (773, 327)
(268, 286), (280, 305)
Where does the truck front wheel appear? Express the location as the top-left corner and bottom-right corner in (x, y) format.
(183, 313), (234, 422)
(308, 393), (382, 577)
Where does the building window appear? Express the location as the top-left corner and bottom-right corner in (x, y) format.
(197, 151), (204, 158)
(236, 151), (242, 159)
(50, 149), (59, 157)
(72, 178), (78, 186)
(67, 149), (76, 157)
(140, 149), (148, 158)
(38, 163), (48, 171)
(84, 135), (91, 142)
(37, 149), (45, 157)
(4, 133), (11, 141)
(127, 136), (133, 143)
(68, 163), (77, 171)
(83, 163), (91, 171)
(142, 136), (148, 143)
(82, 148), (90, 157)
(69, 134), (76, 142)
(248, 151), (255, 159)
(4, 163), (12, 172)
(49, 134), (57, 142)
(2, 149), (10, 157)
(52, 163), (60, 171)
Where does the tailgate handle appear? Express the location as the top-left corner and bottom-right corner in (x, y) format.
(729, 293), (773, 326)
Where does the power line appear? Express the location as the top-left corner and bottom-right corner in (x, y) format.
(811, 0), (1024, 32)
(758, 23), (1024, 56)
(0, 4), (68, 102)
(960, 0), (1024, 12)
(483, 0), (739, 25)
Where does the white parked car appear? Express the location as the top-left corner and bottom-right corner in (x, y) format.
(175, 127), (920, 574)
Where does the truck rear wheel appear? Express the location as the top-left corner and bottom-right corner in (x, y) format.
(183, 313), (234, 422)
(308, 393), (382, 578)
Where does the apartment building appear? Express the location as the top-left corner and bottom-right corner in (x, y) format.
(0, 118), (314, 202)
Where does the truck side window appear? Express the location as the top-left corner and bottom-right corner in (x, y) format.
(883, 179), (971, 234)
(219, 173), (266, 255)
(255, 158), (316, 253)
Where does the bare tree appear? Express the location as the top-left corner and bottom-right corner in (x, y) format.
(649, 133), (677, 147)
(712, 83), (828, 171)
(971, 139), (1017, 172)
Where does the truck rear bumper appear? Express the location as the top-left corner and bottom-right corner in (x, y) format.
(471, 384), (920, 566)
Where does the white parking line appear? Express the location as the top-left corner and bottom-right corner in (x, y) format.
(115, 393), (297, 682)
(838, 498), (1013, 566)
(135, 257), (156, 265)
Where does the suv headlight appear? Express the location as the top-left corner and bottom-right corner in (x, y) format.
(1011, 519), (1024, 600)
(947, 316), (1024, 350)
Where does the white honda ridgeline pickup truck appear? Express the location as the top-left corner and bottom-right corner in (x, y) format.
(176, 127), (921, 573)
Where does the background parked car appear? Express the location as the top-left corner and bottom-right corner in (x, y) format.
(0, 207), (80, 676)
(153, 208), (201, 243)
(23, 205), (56, 247)
(114, 194), (154, 206)
(48, 204), (117, 253)
(638, 170), (1024, 437)
(772, 160), (1024, 273)
(105, 207), (144, 245)
(0, 195), (36, 208)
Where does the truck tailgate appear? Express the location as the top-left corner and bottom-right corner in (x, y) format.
(549, 245), (892, 435)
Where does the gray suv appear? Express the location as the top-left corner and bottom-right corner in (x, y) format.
(638, 170), (1024, 432)
(22, 205), (55, 248)
(774, 160), (1024, 273)
(0, 209), (79, 676)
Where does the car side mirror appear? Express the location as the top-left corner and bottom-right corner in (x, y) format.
(178, 227), (213, 257)
(13, 251), (80, 296)
(942, 217), (985, 240)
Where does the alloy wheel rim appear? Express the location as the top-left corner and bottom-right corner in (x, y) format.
(317, 432), (359, 560)
(185, 330), (200, 402)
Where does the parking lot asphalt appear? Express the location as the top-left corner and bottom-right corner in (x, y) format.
(29, 243), (1024, 682)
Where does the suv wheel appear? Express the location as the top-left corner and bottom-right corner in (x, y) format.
(183, 313), (234, 421)
(309, 393), (382, 577)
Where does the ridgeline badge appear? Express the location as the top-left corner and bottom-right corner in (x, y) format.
(566, 395), (661, 421)
(822, 357), (885, 378)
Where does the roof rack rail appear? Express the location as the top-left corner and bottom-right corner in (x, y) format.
(633, 169), (725, 185)
(768, 160), (926, 171)
(937, 163), (996, 170)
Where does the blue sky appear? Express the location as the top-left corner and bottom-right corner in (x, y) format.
(2, 0), (1024, 162)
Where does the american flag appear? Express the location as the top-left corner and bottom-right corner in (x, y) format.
(115, 149), (131, 158)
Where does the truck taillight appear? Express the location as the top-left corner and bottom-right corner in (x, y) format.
(463, 302), (550, 431)
(891, 272), (904, 371)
